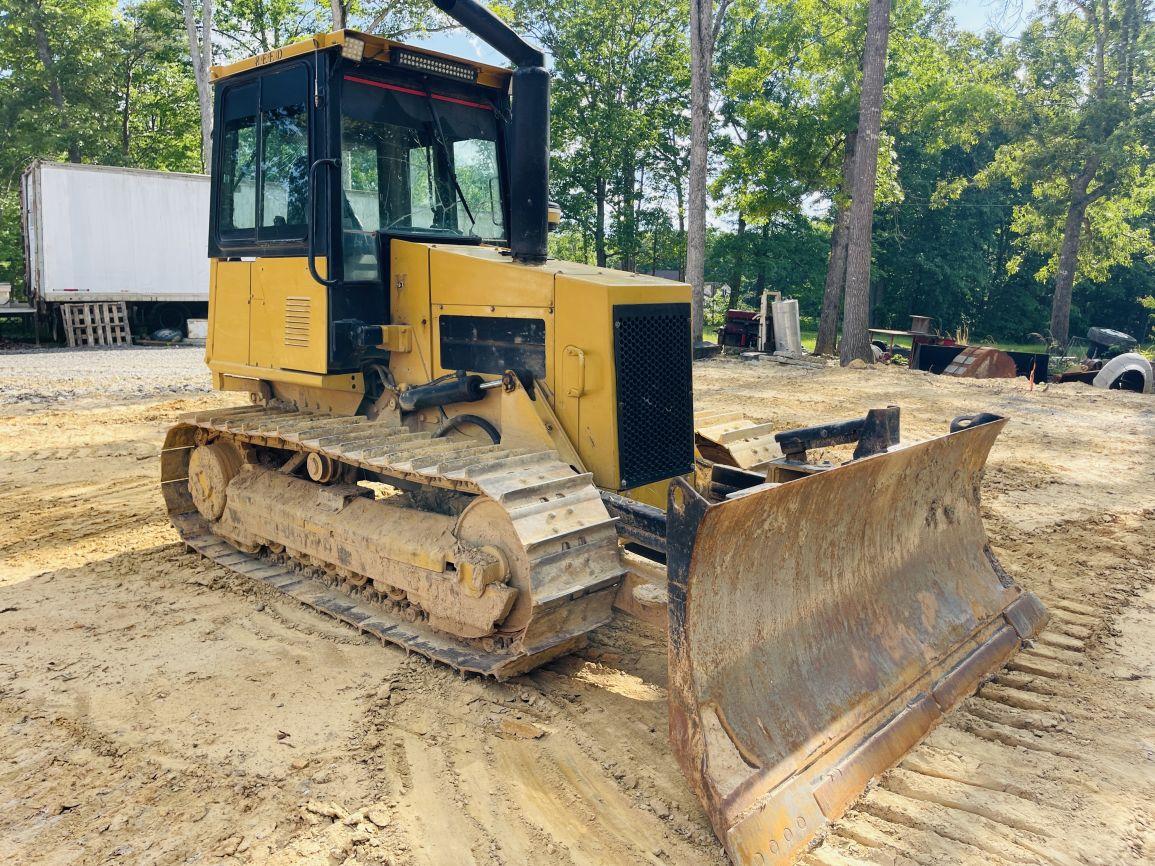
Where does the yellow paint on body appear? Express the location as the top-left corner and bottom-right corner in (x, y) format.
(208, 256), (329, 376)
(388, 240), (437, 387)
(554, 267), (689, 490)
(207, 260), (250, 366)
(389, 241), (690, 488)
(207, 236), (690, 492)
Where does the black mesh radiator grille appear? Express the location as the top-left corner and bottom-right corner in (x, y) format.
(612, 303), (695, 489)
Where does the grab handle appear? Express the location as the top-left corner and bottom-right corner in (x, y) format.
(563, 346), (586, 398)
(308, 157), (340, 287)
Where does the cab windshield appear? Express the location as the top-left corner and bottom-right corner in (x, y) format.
(340, 75), (506, 281)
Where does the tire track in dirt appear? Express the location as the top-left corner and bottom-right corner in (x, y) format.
(2, 443), (158, 462)
(0, 411), (184, 585)
(346, 645), (725, 864)
(0, 544), (421, 865)
(0, 360), (1152, 865)
(799, 512), (1155, 866)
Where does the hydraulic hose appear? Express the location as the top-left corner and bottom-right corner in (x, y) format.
(432, 413), (500, 444)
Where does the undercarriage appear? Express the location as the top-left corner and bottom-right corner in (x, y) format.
(162, 404), (624, 678)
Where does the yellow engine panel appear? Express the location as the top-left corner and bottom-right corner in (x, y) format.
(209, 240), (691, 493)
(388, 242), (690, 491)
(553, 268), (689, 491)
(208, 256), (333, 381)
(207, 259), (251, 366)
(249, 257), (329, 373)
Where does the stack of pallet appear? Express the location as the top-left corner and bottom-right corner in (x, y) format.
(60, 302), (131, 348)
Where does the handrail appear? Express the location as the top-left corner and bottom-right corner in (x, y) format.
(308, 157), (340, 287)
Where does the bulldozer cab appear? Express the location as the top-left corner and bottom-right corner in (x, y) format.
(205, 32), (516, 374)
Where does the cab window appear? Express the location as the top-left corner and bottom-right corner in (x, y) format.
(259, 67), (309, 237)
(219, 83), (258, 235)
(216, 65), (309, 245)
(340, 75), (505, 282)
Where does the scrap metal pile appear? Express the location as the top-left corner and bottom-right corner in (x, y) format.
(1054, 328), (1153, 393)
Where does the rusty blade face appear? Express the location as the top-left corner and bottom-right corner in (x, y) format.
(665, 416), (1047, 866)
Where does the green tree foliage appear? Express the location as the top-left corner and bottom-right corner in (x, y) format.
(714, 0), (897, 221)
(0, 0), (203, 297)
(935, 0), (1154, 344)
(706, 216), (829, 305)
(0, 0), (440, 296)
(214, 0), (327, 56)
(505, 0), (690, 271)
(711, 0), (1152, 344)
(0, 0), (1149, 348)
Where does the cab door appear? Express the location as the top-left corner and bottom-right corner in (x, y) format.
(247, 64), (320, 370)
(208, 63), (321, 373)
(207, 78), (259, 367)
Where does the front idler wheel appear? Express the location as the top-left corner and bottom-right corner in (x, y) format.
(187, 441), (243, 521)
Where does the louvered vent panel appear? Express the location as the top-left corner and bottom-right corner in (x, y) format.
(284, 297), (311, 348)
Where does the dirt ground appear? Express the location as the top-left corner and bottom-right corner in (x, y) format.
(0, 346), (1152, 866)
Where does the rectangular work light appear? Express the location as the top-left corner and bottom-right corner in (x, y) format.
(392, 48), (479, 82)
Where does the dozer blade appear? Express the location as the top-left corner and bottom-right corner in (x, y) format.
(665, 415), (1046, 865)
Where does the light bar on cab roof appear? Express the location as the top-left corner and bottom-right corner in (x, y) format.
(341, 36), (365, 62)
(392, 48), (479, 82)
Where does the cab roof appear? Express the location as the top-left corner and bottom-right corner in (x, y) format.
(209, 29), (513, 91)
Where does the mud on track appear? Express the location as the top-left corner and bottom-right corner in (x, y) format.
(0, 348), (1152, 865)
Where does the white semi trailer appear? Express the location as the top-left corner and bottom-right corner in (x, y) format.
(21, 161), (210, 337)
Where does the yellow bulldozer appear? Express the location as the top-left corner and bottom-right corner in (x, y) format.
(161, 3), (1047, 862)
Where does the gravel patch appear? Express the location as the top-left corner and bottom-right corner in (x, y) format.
(0, 345), (212, 407)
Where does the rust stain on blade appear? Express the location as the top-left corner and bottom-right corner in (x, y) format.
(664, 416), (1047, 866)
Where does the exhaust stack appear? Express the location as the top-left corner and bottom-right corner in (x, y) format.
(428, 0), (549, 263)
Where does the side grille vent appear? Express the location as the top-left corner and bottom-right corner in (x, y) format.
(284, 296), (311, 348)
(612, 303), (695, 489)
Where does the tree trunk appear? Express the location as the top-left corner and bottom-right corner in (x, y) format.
(622, 155), (638, 271)
(1049, 157), (1099, 347)
(595, 177), (607, 268)
(26, 0), (80, 162)
(687, 0), (714, 342)
(121, 63), (133, 158)
(1116, 0), (1139, 96)
(183, 0), (215, 173)
(988, 215), (1009, 318)
(634, 164), (647, 272)
(675, 181), (686, 280)
(839, 0), (891, 367)
(753, 223), (769, 298)
(814, 130), (857, 356)
(330, 0), (346, 30)
(726, 213), (745, 310)
(687, 0), (732, 339)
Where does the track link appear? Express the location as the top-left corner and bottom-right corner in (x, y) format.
(161, 405), (626, 678)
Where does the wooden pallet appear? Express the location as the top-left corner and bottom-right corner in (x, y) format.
(60, 302), (131, 348)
